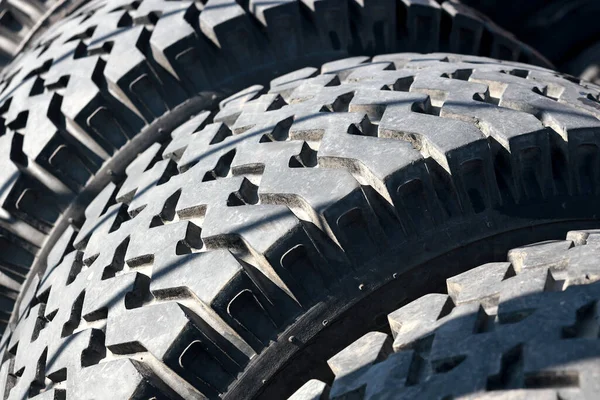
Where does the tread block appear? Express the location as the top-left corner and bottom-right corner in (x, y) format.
(328, 331), (392, 377)
(447, 262), (513, 310)
(200, 0), (272, 67)
(300, 0), (351, 53)
(294, 234), (600, 399)
(349, 0), (396, 54)
(288, 379), (330, 400)
(269, 67), (319, 101)
(162, 111), (211, 162)
(149, 4), (217, 91)
(567, 229), (600, 247)
(250, 0), (303, 59)
(400, 0), (441, 53)
(441, 1), (483, 55)
(73, 183), (118, 250)
(105, 301), (244, 395)
(507, 240), (573, 273)
(72, 358), (180, 400)
(388, 293), (453, 351)
(103, 26), (174, 123)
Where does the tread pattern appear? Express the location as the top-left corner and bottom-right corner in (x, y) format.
(0, 0), (65, 66)
(0, 0), (555, 339)
(1, 55), (600, 399)
(290, 231), (600, 399)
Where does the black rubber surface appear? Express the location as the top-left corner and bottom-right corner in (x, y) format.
(0, 0), (552, 343)
(463, 0), (600, 83)
(2, 54), (600, 399)
(290, 230), (600, 399)
(0, 0), (81, 67)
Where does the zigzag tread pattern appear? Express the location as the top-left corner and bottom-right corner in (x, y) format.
(1, 56), (600, 399)
(0, 0), (74, 66)
(290, 232), (600, 399)
(0, 0), (558, 339)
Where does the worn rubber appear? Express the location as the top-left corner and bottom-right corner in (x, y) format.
(0, 0), (553, 344)
(289, 230), (600, 399)
(0, 0), (80, 67)
(2, 55), (600, 399)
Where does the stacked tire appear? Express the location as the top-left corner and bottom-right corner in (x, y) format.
(0, 1), (597, 400)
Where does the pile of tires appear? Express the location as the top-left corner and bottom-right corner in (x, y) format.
(0, 1), (598, 399)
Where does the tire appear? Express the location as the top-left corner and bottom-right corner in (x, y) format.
(0, 0), (550, 348)
(289, 230), (600, 400)
(462, 0), (600, 82)
(2, 54), (600, 399)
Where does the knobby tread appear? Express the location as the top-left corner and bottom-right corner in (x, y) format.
(0, 0), (554, 341)
(2, 55), (600, 399)
(0, 0), (82, 67)
(0, 1), (45, 59)
(289, 231), (600, 399)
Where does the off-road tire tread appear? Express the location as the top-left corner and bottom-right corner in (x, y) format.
(2, 54), (600, 399)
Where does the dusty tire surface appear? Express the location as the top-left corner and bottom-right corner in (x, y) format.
(289, 230), (600, 399)
(0, 0), (79, 67)
(0, 0), (551, 347)
(2, 54), (600, 399)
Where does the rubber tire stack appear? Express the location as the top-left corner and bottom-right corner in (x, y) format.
(0, 1), (598, 400)
(0, 0), (549, 334)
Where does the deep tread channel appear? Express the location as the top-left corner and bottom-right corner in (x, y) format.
(0, 0), (552, 344)
(2, 55), (600, 399)
(290, 231), (600, 399)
